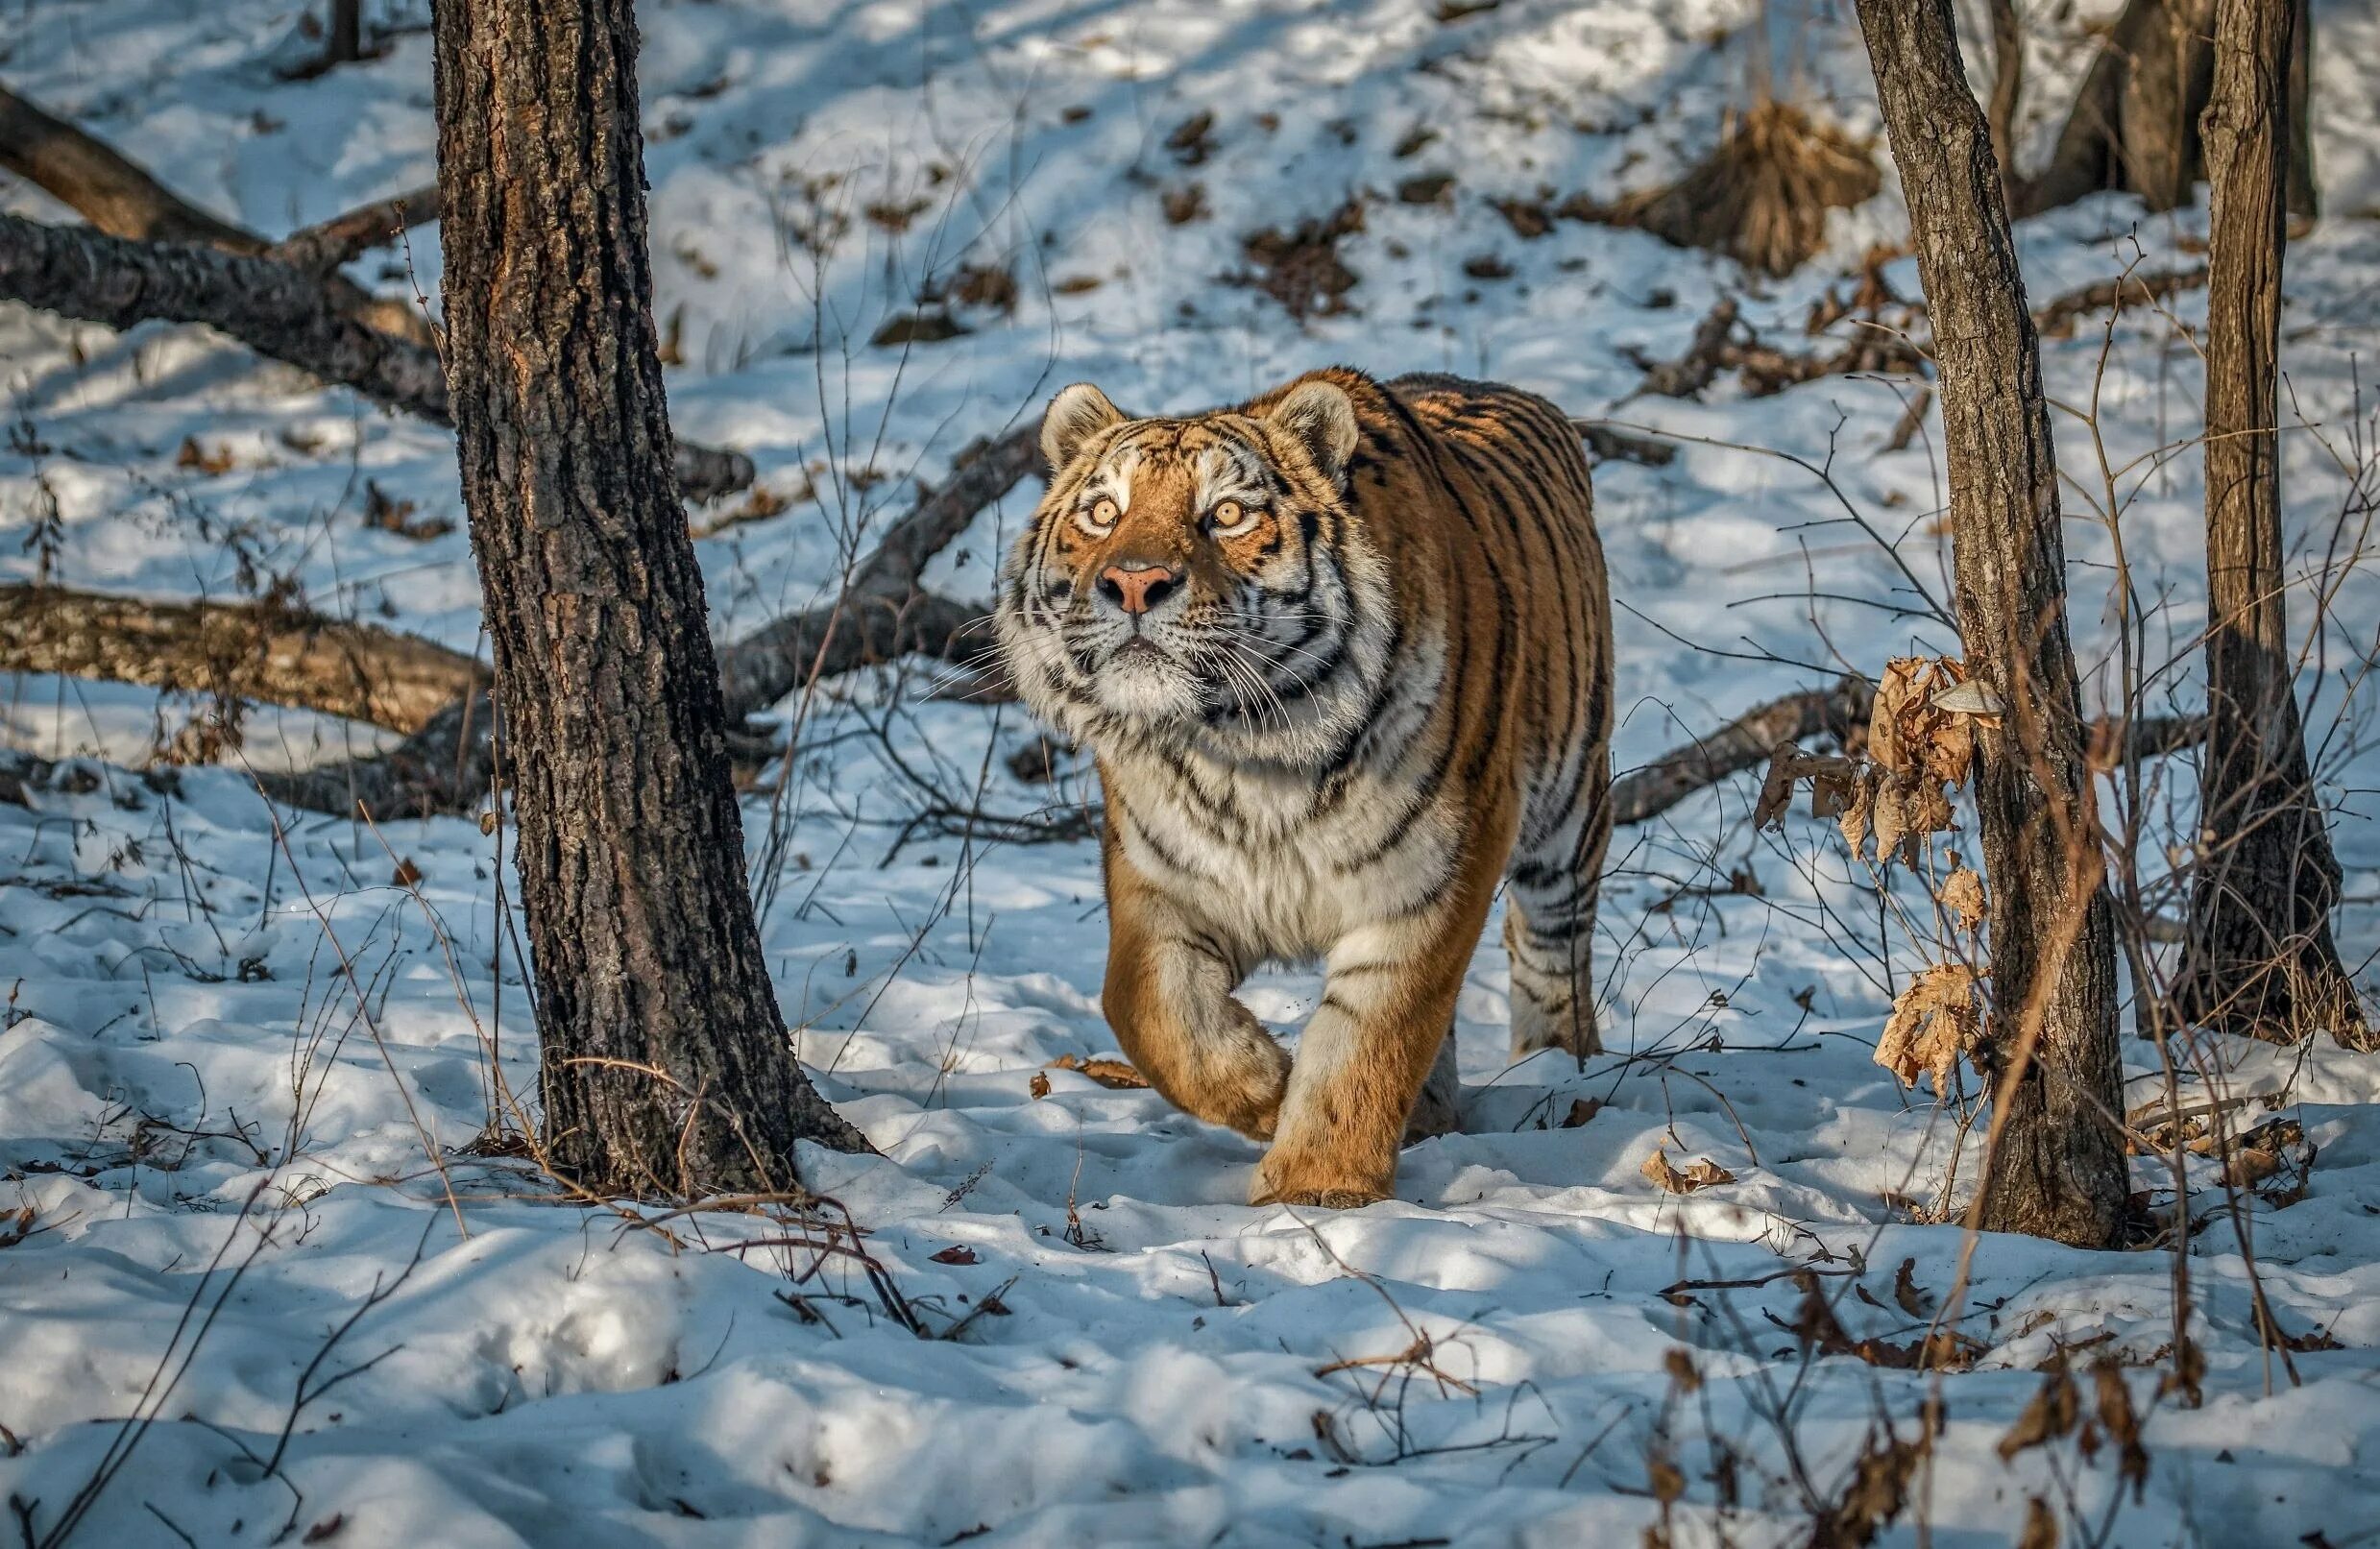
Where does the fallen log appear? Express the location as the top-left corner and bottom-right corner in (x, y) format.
(0, 210), (752, 502)
(0, 82), (432, 347)
(0, 583), (487, 734)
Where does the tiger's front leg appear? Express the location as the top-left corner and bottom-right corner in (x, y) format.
(1251, 900), (1490, 1209)
(1102, 875), (1291, 1140)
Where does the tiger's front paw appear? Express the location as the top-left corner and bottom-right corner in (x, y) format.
(1249, 1149), (1393, 1210)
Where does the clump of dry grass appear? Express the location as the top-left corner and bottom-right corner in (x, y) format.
(1569, 101), (1881, 277)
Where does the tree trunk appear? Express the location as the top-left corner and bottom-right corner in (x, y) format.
(431, 0), (868, 1193)
(2022, 0), (2316, 218)
(1854, 0), (2128, 1246)
(2174, 0), (2368, 1048)
(1985, 0), (2027, 207)
(328, 0), (366, 65)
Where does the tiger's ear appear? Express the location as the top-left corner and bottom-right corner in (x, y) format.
(1267, 379), (1360, 483)
(1041, 383), (1127, 472)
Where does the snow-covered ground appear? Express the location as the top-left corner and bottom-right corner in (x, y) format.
(7, 0), (2380, 1543)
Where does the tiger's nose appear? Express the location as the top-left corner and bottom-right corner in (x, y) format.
(1097, 563), (1181, 616)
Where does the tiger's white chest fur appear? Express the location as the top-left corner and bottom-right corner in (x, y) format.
(1100, 631), (1468, 965)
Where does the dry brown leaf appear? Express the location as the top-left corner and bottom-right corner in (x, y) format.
(2016, 1497), (2060, 1549)
(1559, 1098), (1601, 1128)
(1839, 766), (1878, 859)
(1937, 857), (1985, 933)
(1922, 712), (1975, 787)
(1868, 657), (1926, 773)
(1869, 656), (1983, 793)
(1997, 1365), (2080, 1462)
(1641, 1148), (1736, 1194)
(176, 436), (236, 475)
(1875, 963), (1980, 1092)
(1809, 760), (1858, 819)
(1028, 1071), (1052, 1100)
(1891, 1257), (1932, 1319)
(1755, 744), (1802, 831)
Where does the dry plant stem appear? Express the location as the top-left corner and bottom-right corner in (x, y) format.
(2174, 0), (2368, 1049)
(1854, 0), (2126, 1246)
(431, 0), (867, 1193)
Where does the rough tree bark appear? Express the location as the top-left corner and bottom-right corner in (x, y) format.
(1855, 0), (2129, 1246)
(432, 0), (867, 1191)
(2022, 0), (2316, 219)
(2174, 0), (2369, 1048)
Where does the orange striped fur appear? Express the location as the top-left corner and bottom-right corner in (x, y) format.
(995, 368), (1613, 1206)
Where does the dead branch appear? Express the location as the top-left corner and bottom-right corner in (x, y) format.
(1611, 677), (1874, 827)
(274, 432), (1040, 816)
(1624, 296), (1740, 399)
(0, 82), (430, 347)
(1611, 681), (2205, 831)
(0, 84), (255, 249)
(1575, 422), (1676, 468)
(1622, 265), (2211, 401)
(0, 583), (487, 735)
(2030, 264), (2208, 339)
(716, 426), (1037, 716)
(0, 210), (751, 502)
(268, 184), (442, 275)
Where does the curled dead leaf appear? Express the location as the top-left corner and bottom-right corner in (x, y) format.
(1870, 656), (1980, 789)
(1937, 856), (1985, 934)
(1875, 963), (1981, 1093)
(1028, 1071), (1052, 1100)
(1839, 765), (1879, 859)
(1641, 1147), (1736, 1194)
(1997, 1364), (2080, 1462)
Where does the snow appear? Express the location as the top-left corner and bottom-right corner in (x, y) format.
(7, 0), (2380, 1543)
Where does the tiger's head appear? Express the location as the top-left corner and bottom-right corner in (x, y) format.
(995, 376), (1396, 765)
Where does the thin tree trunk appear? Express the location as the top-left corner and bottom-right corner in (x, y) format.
(431, 0), (868, 1192)
(327, 0), (365, 65)
(2174, 0), (2368, 1048)
(1985, 0), (2027, 207)
(2022, 0), (2316, 218)
(1854, 0), (2128, 1246)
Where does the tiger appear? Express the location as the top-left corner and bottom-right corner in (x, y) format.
(994, 366), (1614, 1208)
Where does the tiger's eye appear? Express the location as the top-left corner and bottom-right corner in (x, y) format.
(1090, 497), (1120, 527)
(1211, 499), (1243, 527)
